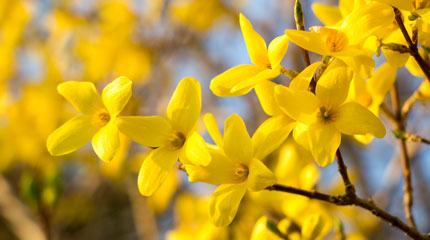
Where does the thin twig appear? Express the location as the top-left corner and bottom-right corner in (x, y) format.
(393, 7), (430, 82)
(380, 102), (398, 125)
(265, 184), (429, 240)
(393, 130), (430, 145)
(401, 92), (418, 120)
(336, 149), (356, 196)
(391, 82), (416, 228)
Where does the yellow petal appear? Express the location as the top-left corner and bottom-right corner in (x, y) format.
(231, 68), (280, 93)
(47, 115), (99, 156)
(274, 85), (319, 124)
(341, 3), (394, 45)
(57, 81), (103, 114)
(338, 55), (374, 79)
(367, 63), (397, 105)
(252, 115), (295, 160)
(316, 59), (353, 107)
(116, 116), (172, 147)
(239, 13), (270, 66)
(312, 3), (342, 26)
(209, 183), (247, 227)
(203, 113), (223, 148)
(285, 29), (329, 56)
(137, 147), (179, 196)
(183, 131), (211, 166)
(223, 114), (253, 165)
(289, 61), (321, 91)
(335, 102), (386, 138)
(268, 35), (289, 68)
(373, 0), (413, 11)
(102, 76), (132, 116)
(308, 123), (341, 167)
(383, 49), (409, 68)
(167, 77), (201, 134)
(210, 64), (266, 97)
(293, 122), (310, 150)
(247, 158), (276, 191)
(92, 121), (120, 162)
(186, 148), (242, 185)
(255, 81), (282, 116)
(302, 214), (325, 240)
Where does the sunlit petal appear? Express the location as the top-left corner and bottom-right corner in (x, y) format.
(223, 114), (253, 165)
(92, 121), (120, 162)
(285, 29), (329, 56)
(247, 158), (276, 191)
(102, 76), (132, 116)
(308, 123), (341, 167)
(203, 113), (223, 148)
(239, 13), (270, 66)
(183, 131), (211, 166)
(57, 81), (103, 114)
(255, 81), (282, 116)
(167, 77), (201, 134)
(209, 183), (247, 227)
(268, 35), (288, 68)
(47, 115), (99, 156)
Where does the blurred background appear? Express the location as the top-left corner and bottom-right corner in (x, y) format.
(0, 0), (429, 239)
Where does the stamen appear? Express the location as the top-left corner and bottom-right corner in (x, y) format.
(93, 109), (110, 127)
(167, 131), (186, 150)
(317, 106), (336, 124)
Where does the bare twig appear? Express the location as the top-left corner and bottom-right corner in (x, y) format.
(393, 7), (430, 82)
(380, 102), (398, 125)
(336, 149), (356, 196)
(391, 82), (416, 228)
(265, 184), (429, 240)
(393, 130), (430, 145)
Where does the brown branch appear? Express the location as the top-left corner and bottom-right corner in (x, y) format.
(336, 149), (356, 196)
(380, 102), (398, 125)
(265, 184), (429, 240)
(393, 130), (430, 145)
(391, 82), (416, 228)
(402, 92), (418, 120)
(393, 7), (430, 82)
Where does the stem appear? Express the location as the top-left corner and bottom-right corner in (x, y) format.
(265, 184), (429, 240)
(336, 149), (356, 196)
(401, 92), (418, 120)
(393, 7), (430, 82)
(391, 82), (416, 228)
(380, 102), (398, 125)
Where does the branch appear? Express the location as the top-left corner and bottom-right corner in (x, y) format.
(336, 149), (356, 196)
(393, 130), (430, 145)
(391, 82), (416, 228)
(265, 184), (429, 240)
(393, 7), (430, 82)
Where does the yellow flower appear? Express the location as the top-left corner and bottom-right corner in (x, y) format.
(274, 60), (385, 166)
(210, 13), (289, 96)
(117, 77), (211, 196)
(286, 2), (394, 78)
(47, 77), (132, 162)
(186, 114), (276, 226)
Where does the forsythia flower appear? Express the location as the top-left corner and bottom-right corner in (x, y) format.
(210, 13), (289, 96)
(286, 2), (394, 78)
(186, 114), (276, 226)
(274, 60), (386, 166)
(117, 77), (211, 196)
(47, 76), (132, 162)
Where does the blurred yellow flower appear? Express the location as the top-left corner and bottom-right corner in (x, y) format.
(47, 76), (132, 162)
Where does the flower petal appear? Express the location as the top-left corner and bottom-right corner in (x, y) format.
(373, 0), (413, 11)
(367, 63), (396, 105)
(316, 59), (353, 107)
(239, 13), (270, 66)
(268, 34), (289, 68)
(231, 68), (280, 93)
(209, 183), (247, 227)
(57, 81), (103, 114)
(203, 113), (223, 148)
(247, 158), (276, 191)
(224, 114), (253, 165)
(47, 115), (99, 156)
(312, 3), (342, 26)
(289, 61), (321, 91)
(186, 147), (240, 185)
(308, 123), (341, 167)
(117, 116), (172, 147)
(338, 55), (374, 79)
(293, 122), (310, 150)
(137, 147), (179, 196)
(102, 76), (132, 116)
(167, 77), (201, 134)
(285, 30), (330, 56)
(210, 64), (266, 97)
(274, 85), (319, 124)
(335, 102), (386, 138)
(183, 131), (211, 166)
(92, 121), (120, 162)
(252, 115), (295, 160)
(255, 81), (282, 116)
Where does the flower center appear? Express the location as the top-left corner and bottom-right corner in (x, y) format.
(311, 27), (349, 52)
(316, 106), (336, 124)
(233, 164), (249, 182)
(167, 131), (186, 150)
(93, 109), (110, 127)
